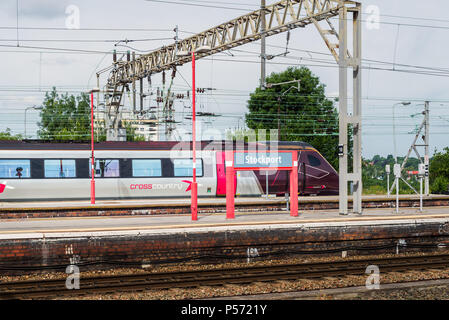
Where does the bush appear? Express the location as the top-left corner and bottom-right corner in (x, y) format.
(431, 176), (449, 194)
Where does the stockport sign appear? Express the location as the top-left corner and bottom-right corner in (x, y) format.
(234, 152), (293, 168)
(225, 150), (299, 219)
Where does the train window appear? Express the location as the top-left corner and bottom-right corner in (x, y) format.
(44, 160), (76, 178)
(307, 154), (321, 167)
(173, 159), (203, 177)
(89, 159), (120, 178)
(0, 160), (31, 179)
(132, 159), (162, 177)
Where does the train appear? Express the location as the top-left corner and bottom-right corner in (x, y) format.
(0, 140), (338, 201)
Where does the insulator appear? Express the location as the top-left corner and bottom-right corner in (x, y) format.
(113, 50), (117, 63)
(187, 91), (190, 98)
(162, 71), (166, 85)
(171, 67), (177, 79)
(127, 51), (130, 62)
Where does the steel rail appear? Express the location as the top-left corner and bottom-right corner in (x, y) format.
(1, 253), (449, 299)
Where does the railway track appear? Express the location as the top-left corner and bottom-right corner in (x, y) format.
(1, 253), (449, 299)
(2, 196), (448, 220)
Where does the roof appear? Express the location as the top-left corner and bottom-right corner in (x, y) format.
(0, 140), (314, 151)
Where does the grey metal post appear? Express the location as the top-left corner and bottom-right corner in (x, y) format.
(260, 0), (266, 89)
(396, 177), (399, 213)
(420, 176), (423, 212)
(96, 74), (100, 141)
(132, 52), (136, 113)
(386, 164), (391, 196)
(338, 6), (348, 215)
(140, 78), (144, 113)
(424, 101), (430, 195)
(266, 171), (269, 199)
(394, 163), (400, 213)
(24, 106), (42, 139)
(96, 74), (100, 110)
(387, 173), (390, 196)
(352, 5), (362, 214)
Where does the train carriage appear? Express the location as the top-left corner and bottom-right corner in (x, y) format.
(0, 140), (338, 201)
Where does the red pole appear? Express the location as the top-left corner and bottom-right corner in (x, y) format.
(225, 151), (235, 219)
(290, 151), (298, 216)
(191, 52), (198, 221)
(90, 92), (96, 204)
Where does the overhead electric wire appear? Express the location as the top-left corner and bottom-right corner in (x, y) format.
(163, 0), (257, 7)
(0, 26), (175, 32)
(197, 57), (449, 78)
(146, 0), (449, 31)
(0, 37), (174, 43)
(243, 44), (449, 74)
(144, 0), (254, 11)
(0, 44), (126, 54)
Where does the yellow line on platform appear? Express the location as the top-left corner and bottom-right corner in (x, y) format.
(2, 213), (449, 235)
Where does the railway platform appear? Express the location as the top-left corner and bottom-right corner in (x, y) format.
(1, 205), (449, 273)
(1, 205), (449, 236)
(1, 194), (448, 219)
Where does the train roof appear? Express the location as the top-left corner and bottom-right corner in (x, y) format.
(0, 140), (314, 151)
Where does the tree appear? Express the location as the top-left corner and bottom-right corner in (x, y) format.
(38, 88), (144, 142)
(430, 148), (449, 194)
(0, 128), (22, 140)
(246, 67), (342, 169)
(38, 88), (91, 141)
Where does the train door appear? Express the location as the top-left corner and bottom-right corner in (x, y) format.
(298, 151), (306, 195)
(301, 151), (331, 194)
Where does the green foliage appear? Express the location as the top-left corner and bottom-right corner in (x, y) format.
(430, 147), (449, 194)
(38, 88), (91, 141)
(362, 150), (449, 195)
(124, 123), (146, 142)
(363, 185), (387, 195)
(0, 128), (22, 141)
(431, 176), (449, 194)
(38, 88), (145, 142)
(362, 155), (422, 195)
(245, 67), (342, 169)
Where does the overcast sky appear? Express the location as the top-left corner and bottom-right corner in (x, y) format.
(0, 0), (448, 159)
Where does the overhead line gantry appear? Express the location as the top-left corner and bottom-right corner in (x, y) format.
(97, 0), (362, 215)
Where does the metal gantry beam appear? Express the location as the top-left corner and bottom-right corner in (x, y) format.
(101, 0), (362, 215)
(103, 0), (359, 121)
(108, 0), (351, 83)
